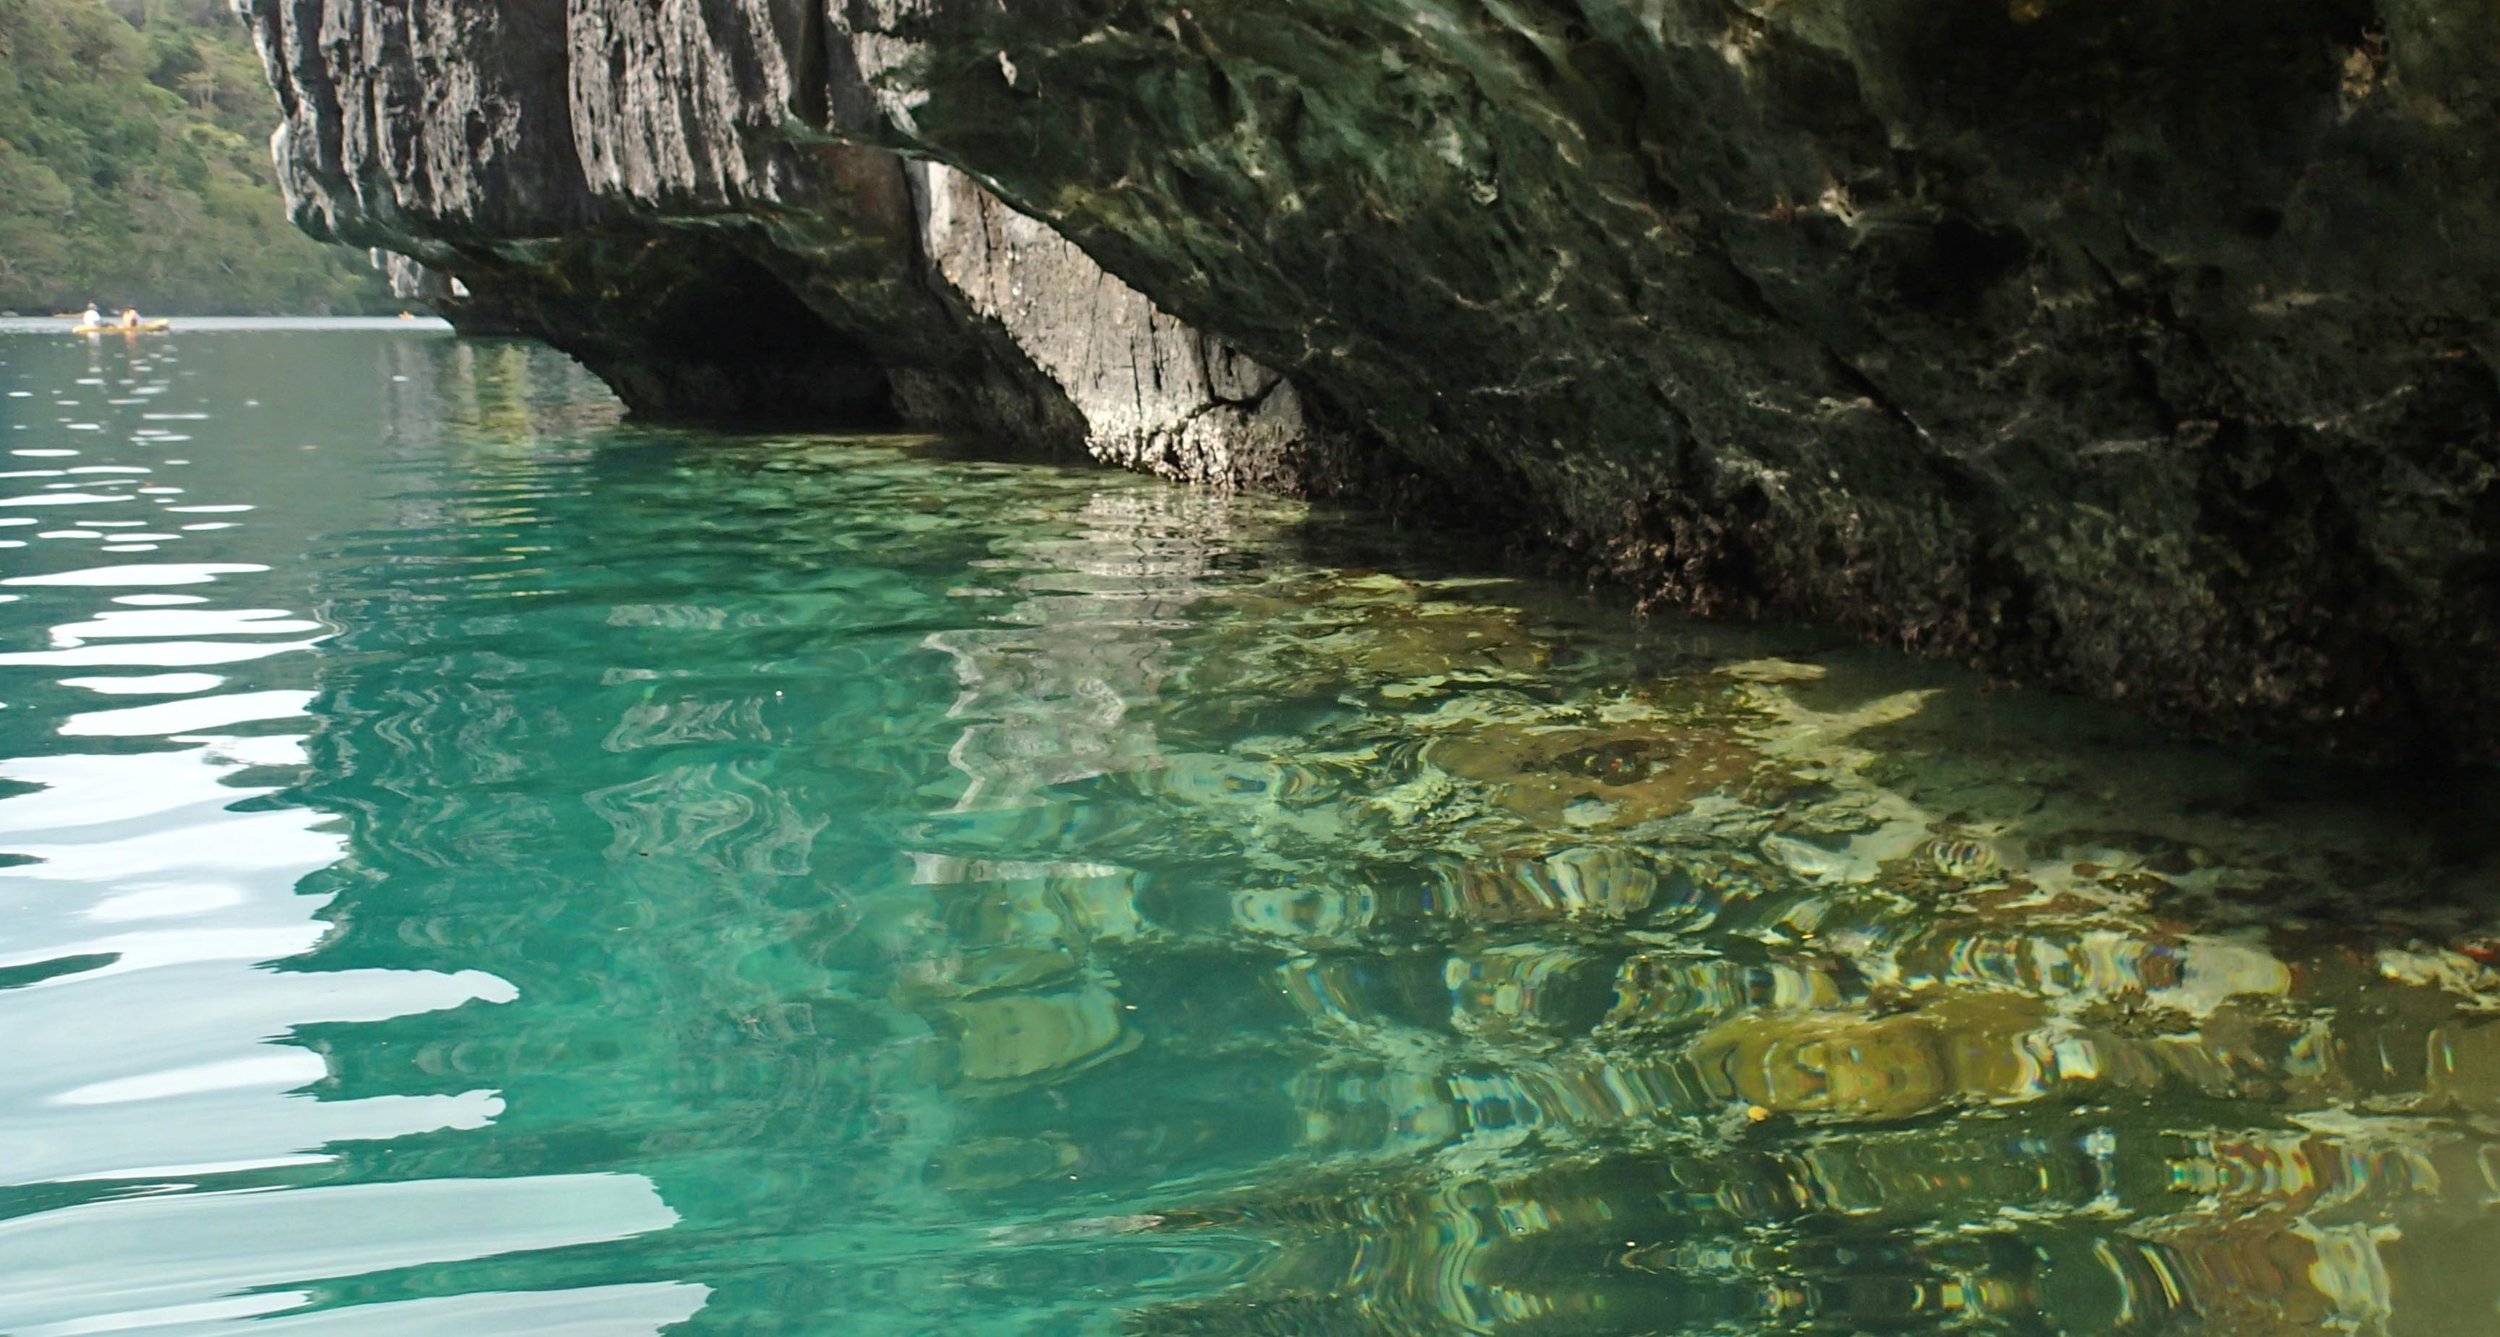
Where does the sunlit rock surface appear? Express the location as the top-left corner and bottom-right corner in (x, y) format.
(238, 0), (2500, 757)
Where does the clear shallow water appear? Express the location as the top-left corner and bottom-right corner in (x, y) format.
(0, 326), (2497, 1335)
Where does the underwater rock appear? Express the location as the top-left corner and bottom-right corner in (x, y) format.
(1684, 990), (2058, 1121)
(238, 0), (2500, 757)
(1913, 834), (2007, 882)
(1445, 944), (1586, 1038)
(1183, 572), (1551, 705)
(1230, 883), (1381, 943)
(927, 1133), (1084, 1192)
(1427, 720), (1764, 831)
(1601, 952), (1851, 1034)
(935, 985), (1137, 1087)
(1439, 847), (1664, 923)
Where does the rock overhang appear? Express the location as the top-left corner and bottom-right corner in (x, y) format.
(237, 0), (2500, 761)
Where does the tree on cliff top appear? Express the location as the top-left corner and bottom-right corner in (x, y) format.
(0, 0), (390, 314)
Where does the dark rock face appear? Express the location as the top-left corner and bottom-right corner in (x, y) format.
(240, 0), (2500, 759)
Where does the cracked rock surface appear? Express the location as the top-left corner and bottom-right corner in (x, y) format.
(241, 0), (2500, 760)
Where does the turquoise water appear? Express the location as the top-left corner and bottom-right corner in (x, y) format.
(1, 326), (2497, 1335)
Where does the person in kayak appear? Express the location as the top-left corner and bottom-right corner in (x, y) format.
(118, 307), (142, 329)
(80, 303), (101, 326)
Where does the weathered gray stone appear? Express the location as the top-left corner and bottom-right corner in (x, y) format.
(238, 0), (2500, 760)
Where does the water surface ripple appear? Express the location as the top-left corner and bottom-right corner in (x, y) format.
(1, 326), (2496, 1335)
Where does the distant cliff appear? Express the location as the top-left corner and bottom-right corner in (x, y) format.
(241, 0), (2500, 760)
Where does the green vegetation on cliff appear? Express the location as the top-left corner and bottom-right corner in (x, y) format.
(0, 0), (389, 314)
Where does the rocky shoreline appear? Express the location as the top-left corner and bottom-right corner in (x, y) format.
(241, 0), (2500, 760)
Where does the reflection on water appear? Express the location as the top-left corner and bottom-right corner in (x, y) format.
(1, 328), (2498, 1334)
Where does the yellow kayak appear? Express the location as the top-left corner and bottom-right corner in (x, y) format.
(72, 319), (170, 334)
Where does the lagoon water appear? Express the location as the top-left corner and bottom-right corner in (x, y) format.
(1, 323), (2497, 1334)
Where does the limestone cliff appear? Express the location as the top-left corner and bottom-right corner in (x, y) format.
(240, 0), (2500, 760)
